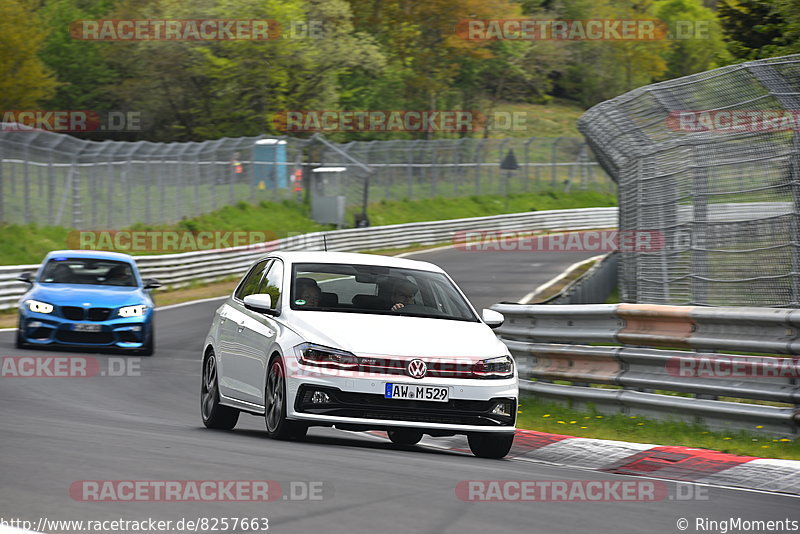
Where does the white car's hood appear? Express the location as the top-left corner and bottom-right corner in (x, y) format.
(287, 311), (508, 360)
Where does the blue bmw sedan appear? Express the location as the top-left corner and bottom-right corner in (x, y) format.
(16, 250), (160, 355)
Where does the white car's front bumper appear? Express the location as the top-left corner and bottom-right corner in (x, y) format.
(285, 365), (518, 434)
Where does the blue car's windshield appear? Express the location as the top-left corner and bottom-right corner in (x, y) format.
(39, 258), (138, 287)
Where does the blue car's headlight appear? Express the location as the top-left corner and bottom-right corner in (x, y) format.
(119, 305), (148, 318)
(26, 299), (54, 314)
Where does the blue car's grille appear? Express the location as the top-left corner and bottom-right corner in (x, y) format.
(61, 306), (85, 320)
(87, 308), (112, 321)
(60, 307), (113, 321)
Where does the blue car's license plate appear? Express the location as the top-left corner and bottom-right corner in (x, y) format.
(72, 323), (102, 332)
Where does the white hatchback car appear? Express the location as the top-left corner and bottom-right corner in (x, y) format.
(201, 251), (517, 458)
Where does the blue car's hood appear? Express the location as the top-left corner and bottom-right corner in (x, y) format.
(26, 284), (150, 308)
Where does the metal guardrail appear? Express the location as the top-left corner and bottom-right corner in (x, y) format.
(492, 303), (800, 436)
(0, 207), (618, 310)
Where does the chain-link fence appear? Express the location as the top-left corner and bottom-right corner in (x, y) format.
(579, 54), (800, 307)
(0, 126), (612, 229)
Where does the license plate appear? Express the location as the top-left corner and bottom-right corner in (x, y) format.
(384, 383), (449, 402)
(72, 323), (102, 332)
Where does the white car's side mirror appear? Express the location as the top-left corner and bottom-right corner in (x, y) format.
(243, 294), (276, 315)
(482, 309), (504, 329)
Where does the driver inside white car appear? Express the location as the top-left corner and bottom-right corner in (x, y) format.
(387, 278), (419, 311)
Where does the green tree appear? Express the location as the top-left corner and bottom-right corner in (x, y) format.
(557, 0), (670, 106)
(103, 0), (384, 140)
(717, 0), (785, 60)
(655, 0), (731, 79)
(344, 0), (522, 135)
(39, 0), (119, 110)
(0, 0), (58, 109)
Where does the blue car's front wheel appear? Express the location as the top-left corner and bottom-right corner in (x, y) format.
(15, 317), (27, 350)
(136, 323), (154, 356)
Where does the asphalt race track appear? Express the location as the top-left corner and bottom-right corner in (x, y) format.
(1, 246), (797, 534)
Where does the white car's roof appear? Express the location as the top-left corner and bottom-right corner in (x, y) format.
(268, 251), (444, 273)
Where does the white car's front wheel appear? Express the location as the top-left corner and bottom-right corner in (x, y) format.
(387, 429), (423, 445)
(468, 432), (514, 459)
(265, 358), (307, 441)
(201, 351), (239, 430)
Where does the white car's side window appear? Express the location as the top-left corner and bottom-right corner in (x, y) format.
(234, 259), (271, 301)
(258, 259), (283, 310)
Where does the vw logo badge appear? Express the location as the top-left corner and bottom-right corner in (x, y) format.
(407, 359), (427, 379)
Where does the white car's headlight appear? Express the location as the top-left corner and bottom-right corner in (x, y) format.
(26, 300), (54, 314)
(473, 355), (514, 378)
(119, 305), (148, 318)
(294, 343), (358, 370)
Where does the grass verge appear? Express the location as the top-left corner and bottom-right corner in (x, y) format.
(516, 393), (799, 460)
(0, 189), (616, 266)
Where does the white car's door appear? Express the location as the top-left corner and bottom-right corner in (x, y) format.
(232, 259), (283, 407)
(218, 259), (271, 404)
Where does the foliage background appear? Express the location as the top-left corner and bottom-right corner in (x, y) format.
(1, 0), (796, 142)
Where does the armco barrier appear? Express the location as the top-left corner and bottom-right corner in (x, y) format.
(0, 207), (618, 310)
(491, 303), (800, 436)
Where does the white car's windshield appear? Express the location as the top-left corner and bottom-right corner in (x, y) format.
(290, 263), (478, 322)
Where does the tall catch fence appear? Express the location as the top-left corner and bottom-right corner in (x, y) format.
(0, 126), (612, 229)
(578, 54), (800, 307)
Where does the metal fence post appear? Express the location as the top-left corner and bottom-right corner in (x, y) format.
(0, 143), (4, 224)
(22, 145), (30, 224)
(523, 138), (534, 193)
(47, 153), (55, 226)
(551, 137), (562, 188)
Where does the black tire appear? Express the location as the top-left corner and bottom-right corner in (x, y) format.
(201, 351), (239, 430)
(136, 323), (154, 356)
(468, 432), (514, 459)
(265, 358), (307, 440)
(15, 317), (27, 350)
(388, 429), (423, 445)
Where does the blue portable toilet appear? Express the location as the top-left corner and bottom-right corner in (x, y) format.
(253, 139), (288, 189)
